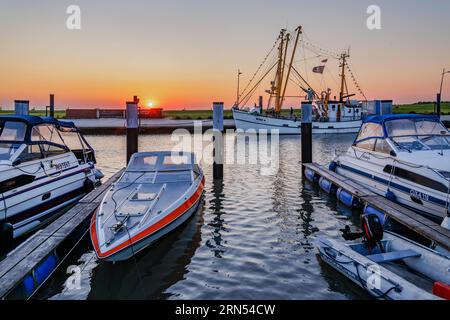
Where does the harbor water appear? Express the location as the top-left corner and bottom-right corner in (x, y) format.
(37, 133), (372, 300)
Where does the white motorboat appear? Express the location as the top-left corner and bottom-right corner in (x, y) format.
(316, 214), (450, 300)
(333, 114), (450, 220)
(0, 115), (102, 248)
(90, 151), (204, 262)
(232, 26), (369, 134)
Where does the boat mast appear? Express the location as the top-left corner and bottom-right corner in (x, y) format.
(274, 29), (286, 113)
(280, 26), (302, 110)
(339, 49), (350, 103)
(236, 69), (242, 106)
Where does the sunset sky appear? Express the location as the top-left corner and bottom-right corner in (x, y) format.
(1, 0), (449, 110)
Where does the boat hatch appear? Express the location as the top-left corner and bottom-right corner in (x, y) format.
(131, 192), (157, 201)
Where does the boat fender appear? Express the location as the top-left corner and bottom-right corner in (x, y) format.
(0, 222), (13, 255)
(337, 188), (360, 208)
(84, 178), (95, 193)
(22, 253), (58, 296)
(363, 205), (387, 226)
(94, 168), (104, 180)
(304, 168), (318, 183)
(433, 282), (450, 300)
(319, 177), (337, 195)
(328, 161), (337, 172)
(385, 190), (396, 202)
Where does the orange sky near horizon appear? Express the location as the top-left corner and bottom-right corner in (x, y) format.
(1, 0), (449, 110)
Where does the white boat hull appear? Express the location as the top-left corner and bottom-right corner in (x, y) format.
(91, 151), (205, 262)
(232, 109), (362, 134)
(0, 154), (98, 239)
(335, 152), (448, 220)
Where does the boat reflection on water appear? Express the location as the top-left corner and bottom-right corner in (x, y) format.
(87, 200), (205, 299)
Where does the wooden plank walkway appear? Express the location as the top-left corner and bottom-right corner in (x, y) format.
(304, 162), (450, 252)
(0, 169), (124, 299)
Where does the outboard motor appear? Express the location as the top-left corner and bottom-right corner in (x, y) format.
(341, 213), (385, 252)
(361, 213), (384, 252)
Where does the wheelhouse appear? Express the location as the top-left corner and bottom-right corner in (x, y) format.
(353, 114), (450, 155)
(0, 115), (96, 165)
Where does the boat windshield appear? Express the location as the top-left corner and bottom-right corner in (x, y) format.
(386, 119), (450, 151)
(128, 155), (159, 171)
(0, 121), (27, 141)
(127, 153), (194, 172)
(0, 143), (23, 161)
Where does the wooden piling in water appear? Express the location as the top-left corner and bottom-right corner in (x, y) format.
(213, 102), (224, 180)
(14, 100), (29, 116)
(49, 94), (55, 118)
(437, 93), (441, 119)
(126, 100), (139, 164)
(301, 101), (313, 173)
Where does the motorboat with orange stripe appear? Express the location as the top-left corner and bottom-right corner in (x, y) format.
(90, 151), (204, 262)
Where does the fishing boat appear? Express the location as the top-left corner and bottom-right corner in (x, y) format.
(232, 26), (367, 134)
(90, 151), (204, 262)
(316, 214), (450, 300)
(332, 114), (450, 221)
(0, 115), (102, 249)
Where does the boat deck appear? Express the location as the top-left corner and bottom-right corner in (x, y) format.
(304, 162), (450, 252)
(0, 169), (124, 299)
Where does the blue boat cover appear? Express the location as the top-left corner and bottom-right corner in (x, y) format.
(0, 115), (76, 128)
(363, 114), (440, 124)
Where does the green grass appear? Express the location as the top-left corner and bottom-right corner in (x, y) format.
(163, 109), (234, 120)
(0, 109), (66, 119)
(393, 102), (450, 115)
(0, 103), (447, 121)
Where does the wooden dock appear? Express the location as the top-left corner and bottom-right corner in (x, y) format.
(0, 169), (124, 300)
(304, 163), (450, 252)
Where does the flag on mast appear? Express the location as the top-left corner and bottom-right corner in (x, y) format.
(312, 65), (325, 74)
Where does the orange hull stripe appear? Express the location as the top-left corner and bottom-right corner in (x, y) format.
(91, 177), (204, 259)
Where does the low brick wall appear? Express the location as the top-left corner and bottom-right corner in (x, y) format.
(66, 109), (98, 119)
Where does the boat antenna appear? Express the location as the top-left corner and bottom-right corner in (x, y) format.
(280, 26), (302, 109)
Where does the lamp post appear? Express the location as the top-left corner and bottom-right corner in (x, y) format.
(437, 68), (450, 118)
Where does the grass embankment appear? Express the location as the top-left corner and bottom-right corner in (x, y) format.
(0, 109), (66, 118)
(0, 102), (448, 120)
(392, 102), (450, 115)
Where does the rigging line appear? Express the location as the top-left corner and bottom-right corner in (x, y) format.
(238, 61), (278, 107)
(239, 36), (280, 98)
(346, 63), (367, 101)
(302, 31), (341, 58)
(291, 65), (320, 99)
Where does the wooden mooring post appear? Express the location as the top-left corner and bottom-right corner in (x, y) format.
(14, 100), (29, 116)
(126, 100), (139, 164)
(49, 94), (55, 118)
(212, 102), (224, 180)
(301, 101), (313, 173)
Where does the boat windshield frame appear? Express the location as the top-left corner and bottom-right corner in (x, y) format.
(126, 152), (196, 173)
(354, 115), (450, 151)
